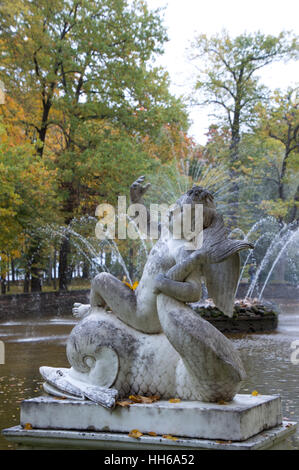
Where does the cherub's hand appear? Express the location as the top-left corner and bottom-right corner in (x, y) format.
(72, 303), (91, 318)
(153, 273), (168, 294)
(130, 175), (151, 203)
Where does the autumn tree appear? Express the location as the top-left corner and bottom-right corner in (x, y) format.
(248, 88), (299, 225)
(0, 0), (187, 290)
(0, 118), (59, 291)
(191, 31), (297, 163)
(190, 30), (298, 222)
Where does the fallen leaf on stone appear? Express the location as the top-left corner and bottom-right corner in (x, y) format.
(217, 400), (229, 405)
(169, 398), (181, 403)
(162, 434), (178, 441)
(24, 423), (32, 430)
(128, 429), (143, 439)
(129, 395), (160, 404)
(116, 400), (132, 407)
(216, 440), (232, 444)
(148, 431), (157, 436)
(251, 390), (259, 396)
(140, 395), (160, 404)
(129, 395), (143, 403)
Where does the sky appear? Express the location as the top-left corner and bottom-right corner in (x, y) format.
(145, 0), (299, 144)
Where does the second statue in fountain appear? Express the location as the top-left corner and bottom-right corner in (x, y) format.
(40, 177), (253, 408)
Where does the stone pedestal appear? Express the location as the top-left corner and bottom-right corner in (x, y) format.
(2, 393), (297, 449)
(2, 421), (296, 450)
(19, 394), (282, 441)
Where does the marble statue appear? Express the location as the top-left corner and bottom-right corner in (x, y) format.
(40, 177), (253, 408)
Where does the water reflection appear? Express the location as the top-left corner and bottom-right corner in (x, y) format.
(0, 303), (298, 450)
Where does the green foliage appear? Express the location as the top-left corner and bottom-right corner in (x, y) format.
(0, 3), (298, 288)
(191, 30), (298, 133)
(0, 118), (59, 251)
(0, 0), (187, 153)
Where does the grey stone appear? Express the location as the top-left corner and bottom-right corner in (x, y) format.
(40, 178), (254, 405)
(3, 421), (296, 450)
(19, 394), (282, 442)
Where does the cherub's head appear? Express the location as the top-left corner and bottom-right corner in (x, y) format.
(167, 185), (216, 243)
(177, 185), (215, 209)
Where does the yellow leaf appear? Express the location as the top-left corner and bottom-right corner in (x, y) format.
(251, 390), (259, 396)
(129, 394), (160, 404)
(128, 429), (143, 439)
(169, 398), (181, 403)
(162, 434), (178, 441)
(129, 395), (143, 403)
(123, 281), (133, 289)
(24, 423), (32, 430)
(123, 280), (139, 290)
(148, 431), (157, 437)
(116, 400), (132, 407)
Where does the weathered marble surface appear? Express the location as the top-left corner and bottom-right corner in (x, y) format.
(18, 394), (282, 441)
(2, 421), (297, 450)
(41, 179), (253, 406)
(43, 306), (246, 404)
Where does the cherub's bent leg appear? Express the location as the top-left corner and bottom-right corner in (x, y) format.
(91, 272), (136, 314)
(90, 272), (161, 333)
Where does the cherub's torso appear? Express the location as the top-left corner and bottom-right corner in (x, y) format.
(135, 236), (202, 330)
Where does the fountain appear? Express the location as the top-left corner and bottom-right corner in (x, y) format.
(2, 177), (297, 450)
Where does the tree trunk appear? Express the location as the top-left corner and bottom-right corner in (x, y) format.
(24, 269), (30, 293)
(228, 80), (243, 228)
(82, 260), (90, 280)
(6, 259), (10, 292)
(0, 277), (6, 294)
(11, 258), (15, 283)
(289, 184), (299, 225)
(59, 235), (71, 291)
(31, 265), (42, 292)
(228, 117), (241, 227)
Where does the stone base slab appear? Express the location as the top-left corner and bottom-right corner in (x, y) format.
(19, 394), (282, 442)
(2, 422), (296, 450)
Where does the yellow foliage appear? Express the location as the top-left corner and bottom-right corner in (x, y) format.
(123, 280), (139, 290)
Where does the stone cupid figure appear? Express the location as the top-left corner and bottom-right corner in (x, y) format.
(41, 177), (253, 408)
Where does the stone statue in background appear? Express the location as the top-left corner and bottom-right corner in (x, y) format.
(40, 177), (253, 408)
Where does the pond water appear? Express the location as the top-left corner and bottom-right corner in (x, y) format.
(0, 301), (298, 450)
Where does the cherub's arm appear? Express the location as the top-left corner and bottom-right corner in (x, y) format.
(165, 249), (204, 282)
(153, 271), (201, 303)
